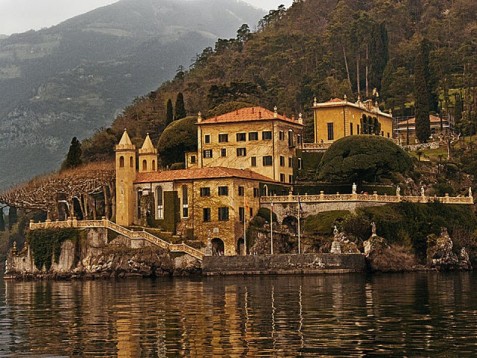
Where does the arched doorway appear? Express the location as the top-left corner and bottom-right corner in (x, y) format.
(282, 215), (298, 234)
(237, 238), (245, 256)
(211, 238), (225, 256)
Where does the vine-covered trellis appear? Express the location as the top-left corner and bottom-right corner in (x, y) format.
(0, 162), (115, 220)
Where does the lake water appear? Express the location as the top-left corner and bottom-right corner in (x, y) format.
(1, 272), (477, 357)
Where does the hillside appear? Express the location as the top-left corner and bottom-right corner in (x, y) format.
(80, 0), (476, 164)
(0, 0), (264, 189)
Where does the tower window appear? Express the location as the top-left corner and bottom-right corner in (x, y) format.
(221, 148), (227, 157)
(251, 157), (257, 167)
(203, 149), (213, 158)
(218, 186), (229, 196)
(203, 208), (211, 222)
(119, 156), (125, 168)
(142, 159), (147, 171)
(249, 132), (258, 140)
(327, 123), (334, 140)
(204, 134), (211, 144)
(218, 207), (229, 221)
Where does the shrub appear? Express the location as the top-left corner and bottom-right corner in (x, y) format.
(304, 210), (350, 235)
(317, 135), (413, 183)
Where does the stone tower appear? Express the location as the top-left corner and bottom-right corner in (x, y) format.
(138, 133), (157, 173)
(115, 130), (136, 226)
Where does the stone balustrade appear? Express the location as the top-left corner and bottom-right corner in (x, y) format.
(260, 192), (474, 205)
(29, 218), (204, 260)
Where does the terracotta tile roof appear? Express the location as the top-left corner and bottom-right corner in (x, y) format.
(327, 98), (345, 103)
(397, 115), (445, 126)
(199, 106), (302, 125)
(135, 167), (276, 184)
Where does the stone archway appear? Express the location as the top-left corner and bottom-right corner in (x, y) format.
(237, 238), (245, 256)
(211, 238), (225, 256)
(282, 215), (298, 234)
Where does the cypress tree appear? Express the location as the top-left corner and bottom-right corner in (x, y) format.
(0, 208), (5, 232)
(166, 99), (174, 126)
(8, 206), (17, 230)
(174, 92), (186, 120)
(414, 43), (431, 143)
(62, 137), (82, 170)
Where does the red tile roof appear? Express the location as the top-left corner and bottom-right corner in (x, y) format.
(327, 98), (345, 103)
(397, 115), (444, 126)
(199, 106), (302, 125)
(135, 167), (276, 184)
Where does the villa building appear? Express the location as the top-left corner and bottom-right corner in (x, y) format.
(115, 106), (301, 255)
(312, 96), (393, 144)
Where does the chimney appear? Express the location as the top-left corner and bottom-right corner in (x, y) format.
(197, 112), (202, 123)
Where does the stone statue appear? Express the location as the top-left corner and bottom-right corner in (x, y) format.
(333, 225), (339, 238)
(371, 222), (377, 237)
(352, 182), (357, 194)
(396, 185), (401, 196)
(469, 187), (473, 197)
(421, 186), (425, 197)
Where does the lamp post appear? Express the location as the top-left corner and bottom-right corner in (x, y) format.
(270, 201), (274, 255)
(297, 196), (301, 254)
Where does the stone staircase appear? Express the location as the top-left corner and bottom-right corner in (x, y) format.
(30, 218), (204, 260)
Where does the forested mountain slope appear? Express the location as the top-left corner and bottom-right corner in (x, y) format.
(80, 0), (476, 165)
(0, 0), (264, 189)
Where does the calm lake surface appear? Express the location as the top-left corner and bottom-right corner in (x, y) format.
(1, 272), (477, 357)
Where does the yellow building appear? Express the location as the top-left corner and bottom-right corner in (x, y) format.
(192, 106), (304, 184)
(115, 113), (288, 255)
(312, 97), (393, 144)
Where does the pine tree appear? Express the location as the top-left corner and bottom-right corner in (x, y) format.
(166, 99), (174, 126)
(62, 137), (82, 170)
(414, 42), (431, 143)
(174, 92), (186, 120)
(0, 208), (5, 232)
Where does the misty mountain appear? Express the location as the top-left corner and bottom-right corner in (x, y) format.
(0, 0), (264, 189)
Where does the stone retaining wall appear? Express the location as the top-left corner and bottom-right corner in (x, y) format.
(202, 253), (366, 275)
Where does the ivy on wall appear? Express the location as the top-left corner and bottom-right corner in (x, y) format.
(27, 228), (79, 270)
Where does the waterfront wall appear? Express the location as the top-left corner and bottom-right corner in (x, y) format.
(202, 253), (366, 275)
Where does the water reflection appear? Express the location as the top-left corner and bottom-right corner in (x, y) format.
(1, 273), (477, 356)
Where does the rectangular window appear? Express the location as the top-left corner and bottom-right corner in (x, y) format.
(280, 156), (285, 167)
(387, 133), (390, 138)
(221, 148), (227, 157)
(218, 186), (229, 196)
(262, 131), (272, 140)
(280, 173), (285, 183)
(288, 157), (293, 168)
(289, 175), (293, 183)
(249, 132), (258, 141)
(250, 208), (253, 217)
(327, 123), (334, 141)
(350, 123), (353, 135)
(251, 157), (257, 167)
(239, 207), (245, 222)
(238, 186), (245, 196)
(381, 131), (384, 136)
(200, 187), (210, 197)
(263, 156), (272, 166)
(204, 134), (210, 144)
(253, 188), (259, 197)
(279, 131), (285, 140)
(288, 130), (295, 147)
(203, 208), (211, 222)
(236, 148), (246, 157)
(357, 124), (360, 134)
(203, 149), (212, 158)
(236, 133), (246, 141)
(182, 185), (189, 218)
(218, 133), (228, 143)
(218, 207), (229, 221)
(190, 155), (196, 164)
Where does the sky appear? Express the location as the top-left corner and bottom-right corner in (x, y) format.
(0, 0), (294, 35)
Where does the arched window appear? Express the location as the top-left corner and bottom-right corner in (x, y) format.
(152, 160), (156, 171)
(129, 156), (134, 168)
(119, 156), (125, 168)
(182, 185), (189, 218)
(156, 186), (163, 219)
(142, 159), (147, 171)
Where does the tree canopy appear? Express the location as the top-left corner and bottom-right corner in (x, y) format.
(157, 116), (198, 167)
(317, 135), (413, 183)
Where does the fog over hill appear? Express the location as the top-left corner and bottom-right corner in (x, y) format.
(0, 0), (264, 189)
